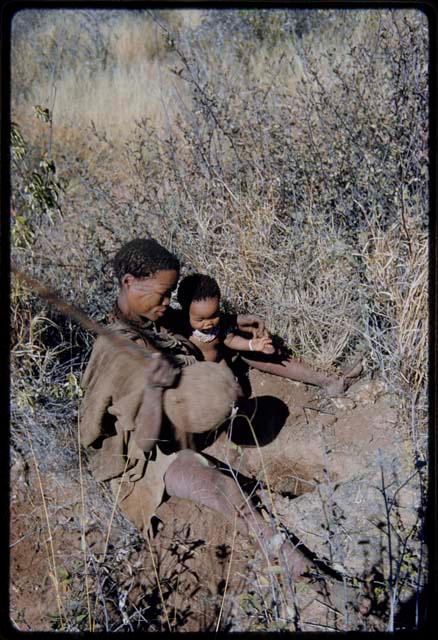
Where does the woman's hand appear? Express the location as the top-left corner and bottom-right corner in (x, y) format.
(147, 352), (178, 387)
(250, 335), (276, 355)
(237, 314), (266, 338)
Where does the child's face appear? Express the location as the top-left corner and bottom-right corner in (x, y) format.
(189, 297), (220, 332)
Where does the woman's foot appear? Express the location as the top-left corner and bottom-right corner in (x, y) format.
(324, 357), (364, 397)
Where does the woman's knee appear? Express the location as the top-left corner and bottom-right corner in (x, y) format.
(164, 450), (214, 498)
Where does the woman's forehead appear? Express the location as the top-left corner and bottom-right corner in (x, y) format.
(152, 269), (179, 286)
(131, 269), (178, 290)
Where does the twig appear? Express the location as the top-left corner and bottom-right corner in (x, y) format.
(314, 598), (343, 616)
(102, 460), (130, 564)
(377, 449), (395, 631)
(9, 530), (34, 548)
(215, 511), (238, 633)
(398, 177), (413, 259)
(301, 619), (341, 631)
(77, 410), (93, 631)
(145, 533), (172, 632)
(24, 425), (65, 628)
(12, 265), (157, 366)
(89, 459), (131, 631)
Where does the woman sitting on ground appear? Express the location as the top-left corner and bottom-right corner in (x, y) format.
(80, 238), (313, 581)
(79, 237), (373, 617)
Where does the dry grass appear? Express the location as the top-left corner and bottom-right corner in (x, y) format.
(27, 59), (180, 139)
(11, 9), (201, 142)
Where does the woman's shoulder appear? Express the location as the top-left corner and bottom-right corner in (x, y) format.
(107, 319), (140, 336)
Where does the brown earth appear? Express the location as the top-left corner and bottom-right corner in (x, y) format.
(10, 369), (415, 632)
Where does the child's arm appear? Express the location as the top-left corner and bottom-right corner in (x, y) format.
(223, 332), (274, 354)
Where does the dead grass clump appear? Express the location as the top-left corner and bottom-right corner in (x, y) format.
(357, 221), (428, 457)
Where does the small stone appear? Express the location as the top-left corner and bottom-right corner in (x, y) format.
(317, 413), (337, 427)
(353, 381), (387, 405)
(332, 397), (356, 411)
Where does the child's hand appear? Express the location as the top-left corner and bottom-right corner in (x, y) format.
(250, 335), (275, 354)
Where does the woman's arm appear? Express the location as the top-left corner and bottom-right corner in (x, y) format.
(235, 314), (267, 338)
(80, 332), (178, 453)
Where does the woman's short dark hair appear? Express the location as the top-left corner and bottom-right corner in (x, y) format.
(177, 274), (221, 309)
(112, 238), (180, 283)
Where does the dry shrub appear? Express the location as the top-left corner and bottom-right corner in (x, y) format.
(360, 224), (427, 394)
(11, 7), (428, 440)
(358, 219), (428, 453)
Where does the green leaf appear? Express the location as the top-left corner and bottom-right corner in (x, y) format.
(76, 613), (88, 623)
(267, 565), (283, 574)
(57, 566), (70, 580)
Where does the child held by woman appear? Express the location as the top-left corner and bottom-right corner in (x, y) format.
(177, 273), (362, 395)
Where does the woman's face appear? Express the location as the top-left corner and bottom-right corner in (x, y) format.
(122, 269), (179, 321)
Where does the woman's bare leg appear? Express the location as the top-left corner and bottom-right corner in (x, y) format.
(164, 450), (313, 581)
(241, 355), (362, 396)
(164, 450), (371, 619)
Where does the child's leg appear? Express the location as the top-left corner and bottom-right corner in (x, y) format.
(242, 355), (332, 386)
(241, 353), (362, 396)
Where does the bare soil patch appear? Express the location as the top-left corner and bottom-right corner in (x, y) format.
(9, 370), (412, 631)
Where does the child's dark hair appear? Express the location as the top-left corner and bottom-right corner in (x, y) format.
(177, 274), (221, 309)
(112, 238), (180, 283)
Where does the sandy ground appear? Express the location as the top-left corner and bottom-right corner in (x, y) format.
(9, 368), (409, 631)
